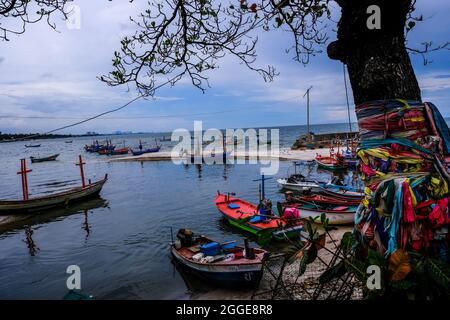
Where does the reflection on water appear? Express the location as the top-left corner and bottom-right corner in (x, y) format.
(24, 227), (39, 257)
(0, 129), (361, 299)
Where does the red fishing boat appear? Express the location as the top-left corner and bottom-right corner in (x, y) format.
(315, 154), (346, 170)
(215, 193), (323, 241)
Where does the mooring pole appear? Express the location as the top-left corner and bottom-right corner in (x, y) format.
(303, 86), (313, 143)
(17, 159), (32, 200)
(253, 174), (272, 200)
(76, 155), (86, 188)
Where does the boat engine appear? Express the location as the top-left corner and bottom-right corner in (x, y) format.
(176, 229), (194, 247)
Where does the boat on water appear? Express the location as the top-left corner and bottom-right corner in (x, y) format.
(130, 139), (161, 156)
(280, 199), (356, 225)
(277, 175), (364, 199)
(319, 188), (364, 200)
(85, 140), (115, 153)
(215, 193), (324, 241)
(276, 174), (326, 193)
(315, 154), (347, 171)
(289, 193), (361, 206)
(0, 175), (108, 214)
(130, 146), (161, 156)
(25, 144), (41, 148)
(171, 229), (267, 287)
(110, 147), (129, 155)
(30, 154), (59, 163)
(65, 140), (73, 144)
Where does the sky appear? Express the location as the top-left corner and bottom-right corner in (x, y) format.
(0, 0), (449, 134)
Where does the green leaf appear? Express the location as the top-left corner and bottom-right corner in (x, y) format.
(299, 252), (308, 276)
(426, 258), (450, 293)
(276, 202), (284, 217)
(340, 232), (355, 255)
(319, 260), (347, 284)
(390, 279), (415, 291)
(305, 243), (317, 264)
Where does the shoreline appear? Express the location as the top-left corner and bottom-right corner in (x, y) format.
(110, 147), (333, 162)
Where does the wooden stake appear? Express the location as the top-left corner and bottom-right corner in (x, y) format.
(76, 155), (86, 188)
(17, 159), (32, 200)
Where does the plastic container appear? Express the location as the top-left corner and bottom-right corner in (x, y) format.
(221, 241), (236, 250)
(200, 242), (221, 256)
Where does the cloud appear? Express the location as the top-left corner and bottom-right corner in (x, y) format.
(0, 0), (449, 133)
(419, 73), (450, 92)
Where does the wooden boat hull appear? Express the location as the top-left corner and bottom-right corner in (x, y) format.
(215, 194), (309, 241)
(277, 178), (323, 193)
(294, 194), (361, 206)
(0, 175), (107, 214)
(171, 246), (264, 287)
(130, 146), (161, 156)
(30, 154), (59, 163)
(296, 208), (354, 225)
(315, 156), (346, 171)
(277, 178), (364, 199)
(320, 188), (364, 200)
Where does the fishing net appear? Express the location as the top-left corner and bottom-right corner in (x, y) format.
(252, 231), (364, 300)
(354, 100), (450, 284)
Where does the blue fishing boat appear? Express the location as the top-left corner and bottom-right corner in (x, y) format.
(130, 139), (161, 156)
(130, 146), (161, 156)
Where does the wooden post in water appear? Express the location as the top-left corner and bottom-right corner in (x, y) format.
(76, 155), (86, 188)
(303, 86), (313, 143)
(17, 159), (32, 200)
(253, 174), (272, 200)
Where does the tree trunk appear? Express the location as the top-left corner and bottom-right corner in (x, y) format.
(328, 0), (421, 105)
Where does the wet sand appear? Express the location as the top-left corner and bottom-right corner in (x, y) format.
(111, 147), (333, 162)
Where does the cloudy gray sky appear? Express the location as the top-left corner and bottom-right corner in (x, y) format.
(0, 0), (449, 134)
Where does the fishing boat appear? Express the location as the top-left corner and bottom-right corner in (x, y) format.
(171, 229), (267, 287)
(315, 154), (346, 171)
(277, 176), (364, 199)
(0, 175), (108, 214)
(290, 194), (361, 206)
(30, 154), (59, 163)
(25, 144), (41, 148)
(65, 140), (73, 144)
(281, 202), (355, 225)
(130, 146), (161, 156)
(110, 147), (129, 155)
(276, 174), (325, 193)
(215, 193), (322, 241)
(320, 188), (364, 200)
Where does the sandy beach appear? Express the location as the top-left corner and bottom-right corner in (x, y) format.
(110, 147), (333, 162)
